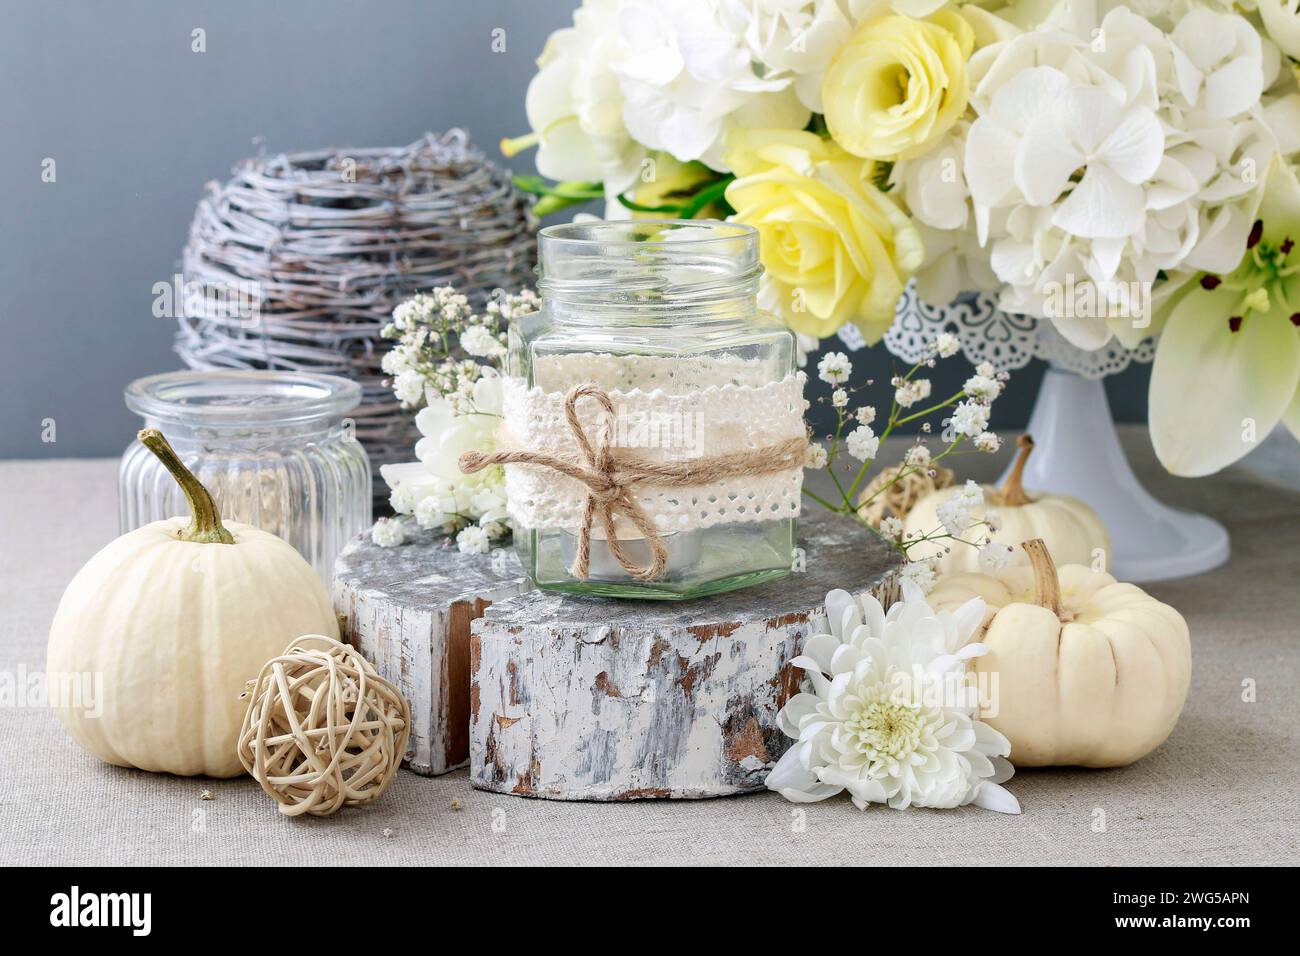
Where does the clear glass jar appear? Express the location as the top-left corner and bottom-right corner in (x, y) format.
(505, 220), (803, 599)
(120, 370), (371, 582)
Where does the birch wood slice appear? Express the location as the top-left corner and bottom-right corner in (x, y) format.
(470, 512), (901, 801)
(334, 529), (529, 776)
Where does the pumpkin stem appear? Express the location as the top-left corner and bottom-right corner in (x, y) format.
(998, 434), (1035, 506)
(137, 429), (235, 544)
(1022, 538), (1060, 617)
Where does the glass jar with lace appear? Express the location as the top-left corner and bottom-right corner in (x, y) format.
(473, 220), (807, 599)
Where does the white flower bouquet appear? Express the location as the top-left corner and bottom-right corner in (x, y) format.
(509, 0), (1300, 477)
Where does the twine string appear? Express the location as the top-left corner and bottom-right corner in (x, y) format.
(459, 383), (807, 581)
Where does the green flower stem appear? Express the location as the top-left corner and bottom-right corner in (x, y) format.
(681, 176), (734, 219)
(893, 389), (967, 427)
(137, 428), (234, 544)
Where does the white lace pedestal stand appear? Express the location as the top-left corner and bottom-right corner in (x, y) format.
(884, 283), (1229, 582)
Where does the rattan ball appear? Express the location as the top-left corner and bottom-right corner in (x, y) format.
(856, 462), (956, 526)
(238, 635), (411, 817)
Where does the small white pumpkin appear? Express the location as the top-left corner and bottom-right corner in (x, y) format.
(903, 435), (1110, 573)
(47, 429), (339, 777)
(928, 540), (1190, 767)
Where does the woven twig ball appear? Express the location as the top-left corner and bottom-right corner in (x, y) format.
(238, 635), (411, 817)
(177, 130), (536, 493)
(856, 462), (956, 526)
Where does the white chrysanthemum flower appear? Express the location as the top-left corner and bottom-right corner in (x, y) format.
(817, 351), (852, 385)
(804, 442), (829, 469)
(768, 584), (1019, 813)
(456, 525), (490, 555)
(974, 431), (1002, 453)
(845, 425), (879, 462)
(371, 517), (406, 548)
(950, 400), (990, 437)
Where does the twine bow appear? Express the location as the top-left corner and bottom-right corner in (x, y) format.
(459, 383), (807, 581)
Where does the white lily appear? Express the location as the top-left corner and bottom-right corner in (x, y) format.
(1149, 159), (1300, 476)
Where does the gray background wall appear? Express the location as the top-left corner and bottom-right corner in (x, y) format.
(0, 0), (1151, 459)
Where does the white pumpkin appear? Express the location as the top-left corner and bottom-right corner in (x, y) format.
(903, 435), (1110, 573)
(46, 429), (338, 777)
(928, 539), (1190, 767)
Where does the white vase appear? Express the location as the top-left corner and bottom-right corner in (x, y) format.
(1007, 366), (1229, 582)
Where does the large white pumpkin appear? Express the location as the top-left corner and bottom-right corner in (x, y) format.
(903, 435), (1110, 573)
(47, 430), (338, 777)
(928, 540), (1190, 767)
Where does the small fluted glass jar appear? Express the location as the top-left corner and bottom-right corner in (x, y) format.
(500, 220), (806, 599)
(120, 370), (371, 582)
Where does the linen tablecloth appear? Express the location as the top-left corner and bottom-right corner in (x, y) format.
(2, 429), (1297, 866)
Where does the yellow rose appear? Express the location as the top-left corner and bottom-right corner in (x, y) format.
(724, 129), (924, 342)
(822, 12), (974, 162)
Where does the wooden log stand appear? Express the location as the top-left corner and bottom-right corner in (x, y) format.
(334, 529), (529, 776)
(470, 512), (899, 801)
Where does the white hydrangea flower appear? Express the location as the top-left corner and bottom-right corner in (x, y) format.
(817, 351), (852, 385)
(767, 584), (1018, 813)
(950, 400), (990, 438)
(371, 517), (406, 548)
(955, 5), (1278, 349)
(456, 525), (490, 555)
(614, 0), (809, 171)
(845, 425), (879, 462)
(804, 442), (829, 469)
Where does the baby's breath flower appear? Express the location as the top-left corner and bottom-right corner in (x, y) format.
(975, 361), (995, 378)
(831, 388), (849, 408)
(817, 351), (852, 385)
(963, 373), (1001, 402)
(950, 400), (990, 437)
(394, 370), (426, 407)
(935, 332), (960, 358)
(804, 442), (829, 469)
(456, 524), (490, 555)
(899, 559), (937, 593)
(979, 541), (1015, 571)
(894, 378), (932, 408)
(845, 425), (879, 462)
(855, 405), (877, 426)
(371, 517), (406, 548)
(904, 444), (931, 468)
(879, 516), (904, 540)
(974, 431), (1001, 453)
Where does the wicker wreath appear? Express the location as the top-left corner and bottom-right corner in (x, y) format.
(238, 635), (411, 817)
(177, 131), (536, 491)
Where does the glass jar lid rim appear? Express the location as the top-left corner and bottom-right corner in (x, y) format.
(125, 370), (362, 425)
(539, 219), (756, 247)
